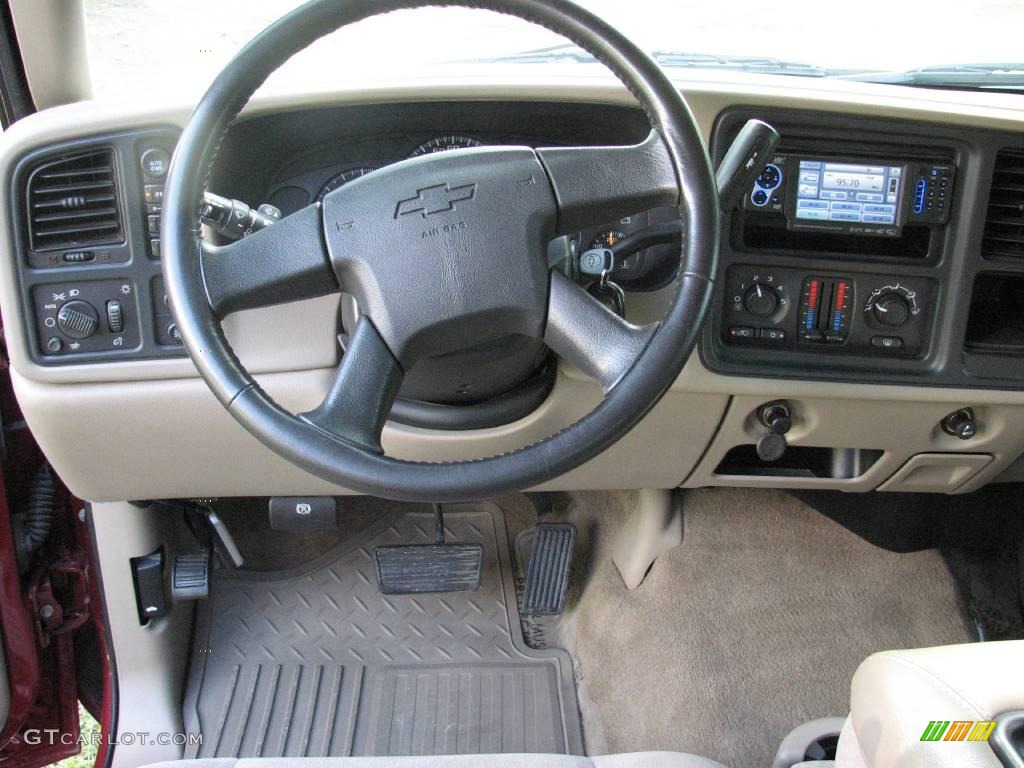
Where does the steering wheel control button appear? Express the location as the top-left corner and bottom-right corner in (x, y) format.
(140, 147), (170, 178)
(269, 497), (338, 531)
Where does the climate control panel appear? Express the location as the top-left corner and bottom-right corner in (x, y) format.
(722, 265), (934, 357)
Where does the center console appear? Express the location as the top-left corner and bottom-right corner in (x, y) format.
(703, 107), (1024, 390)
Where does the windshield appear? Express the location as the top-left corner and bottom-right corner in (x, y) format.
(83, 0), (1024, 99)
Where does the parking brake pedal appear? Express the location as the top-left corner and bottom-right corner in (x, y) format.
(375, 504), (483, 594)
(522, 523), (576, 616)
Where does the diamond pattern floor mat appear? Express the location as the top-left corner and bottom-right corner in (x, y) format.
(182, 502), (582, 758)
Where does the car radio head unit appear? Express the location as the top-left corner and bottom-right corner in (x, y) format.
(744, 151), (956, 238)
(788, 158), (904, 236)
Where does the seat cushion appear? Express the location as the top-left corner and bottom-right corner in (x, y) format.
(845, 640), (1024, 768)
(142, 753), (728, 768)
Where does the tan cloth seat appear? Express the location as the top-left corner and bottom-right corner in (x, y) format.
(813, 640), (1024, 768)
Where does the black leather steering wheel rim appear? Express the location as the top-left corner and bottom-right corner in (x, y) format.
(162, 0), (719, 502)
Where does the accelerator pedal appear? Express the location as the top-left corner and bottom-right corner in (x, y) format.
(375, 504), (482, 594)
(522, 522), (576, 615)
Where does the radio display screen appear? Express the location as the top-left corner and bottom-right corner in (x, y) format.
(791, 158), (905, 234)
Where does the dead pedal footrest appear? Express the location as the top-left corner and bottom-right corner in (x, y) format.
(522, 522), (576, 615)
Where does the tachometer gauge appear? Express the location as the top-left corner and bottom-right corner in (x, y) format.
(316, 166), (376, 201)
(409, 135), (482, 157)
(589, 230), (627, 250)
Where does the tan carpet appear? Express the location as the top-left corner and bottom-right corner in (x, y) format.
(562, 488), (971, 768)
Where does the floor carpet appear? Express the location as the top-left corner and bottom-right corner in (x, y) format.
(562, 488), (971, 768)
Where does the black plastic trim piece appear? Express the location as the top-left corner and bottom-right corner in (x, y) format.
(991, 710), (1024, 768)
(702, 105), (1024, 390)
(389, 363), (556, 431)
(10, 128), (187, 365)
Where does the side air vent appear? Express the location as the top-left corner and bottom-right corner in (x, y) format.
(982, 149), (1024, 261)
(26, 149), (123, 252)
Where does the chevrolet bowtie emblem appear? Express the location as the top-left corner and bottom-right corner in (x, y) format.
(395, 182), (477, 218)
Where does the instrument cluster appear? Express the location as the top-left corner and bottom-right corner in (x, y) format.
(313, 134), (482, 202)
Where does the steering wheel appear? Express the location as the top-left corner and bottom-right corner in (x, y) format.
(162, 0), (718, 502)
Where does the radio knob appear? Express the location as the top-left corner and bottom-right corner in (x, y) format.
(743, 282), (778, 318)
(872, 293), (910, 328)
(56, 300), (99, 339)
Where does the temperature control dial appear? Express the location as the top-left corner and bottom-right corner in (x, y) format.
(871, 293), (911, 327)
(743, 282), (779, 317)
(865, 284), (921, 329)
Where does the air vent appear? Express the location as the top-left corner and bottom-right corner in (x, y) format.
(982, 149), (1024, 261)
(26, 149), (122, 252)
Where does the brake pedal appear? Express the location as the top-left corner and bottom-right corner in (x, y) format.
(522, 522), (576, 615)
(375, 504), (482, 594)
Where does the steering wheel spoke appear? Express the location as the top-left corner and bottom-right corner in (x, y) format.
(298, 317), (404, 454)
(201, 203), (338, 317)
(537, 131), (680, 235)
(544, 270), (657, 393)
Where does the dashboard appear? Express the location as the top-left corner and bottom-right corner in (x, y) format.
(705, 106), (1024, 391)
(1, 78), (1024, 501)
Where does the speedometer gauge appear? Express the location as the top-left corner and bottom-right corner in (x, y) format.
(589, 230), (627, 250)
(316, 166), (376, 201)
(409, 135), (482, 157)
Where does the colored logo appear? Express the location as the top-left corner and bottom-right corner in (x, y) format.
(395, 182), (476, 218)
(920, 720), (996, 742)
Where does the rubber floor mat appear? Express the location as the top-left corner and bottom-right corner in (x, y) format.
(182, 503), (582, 758)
